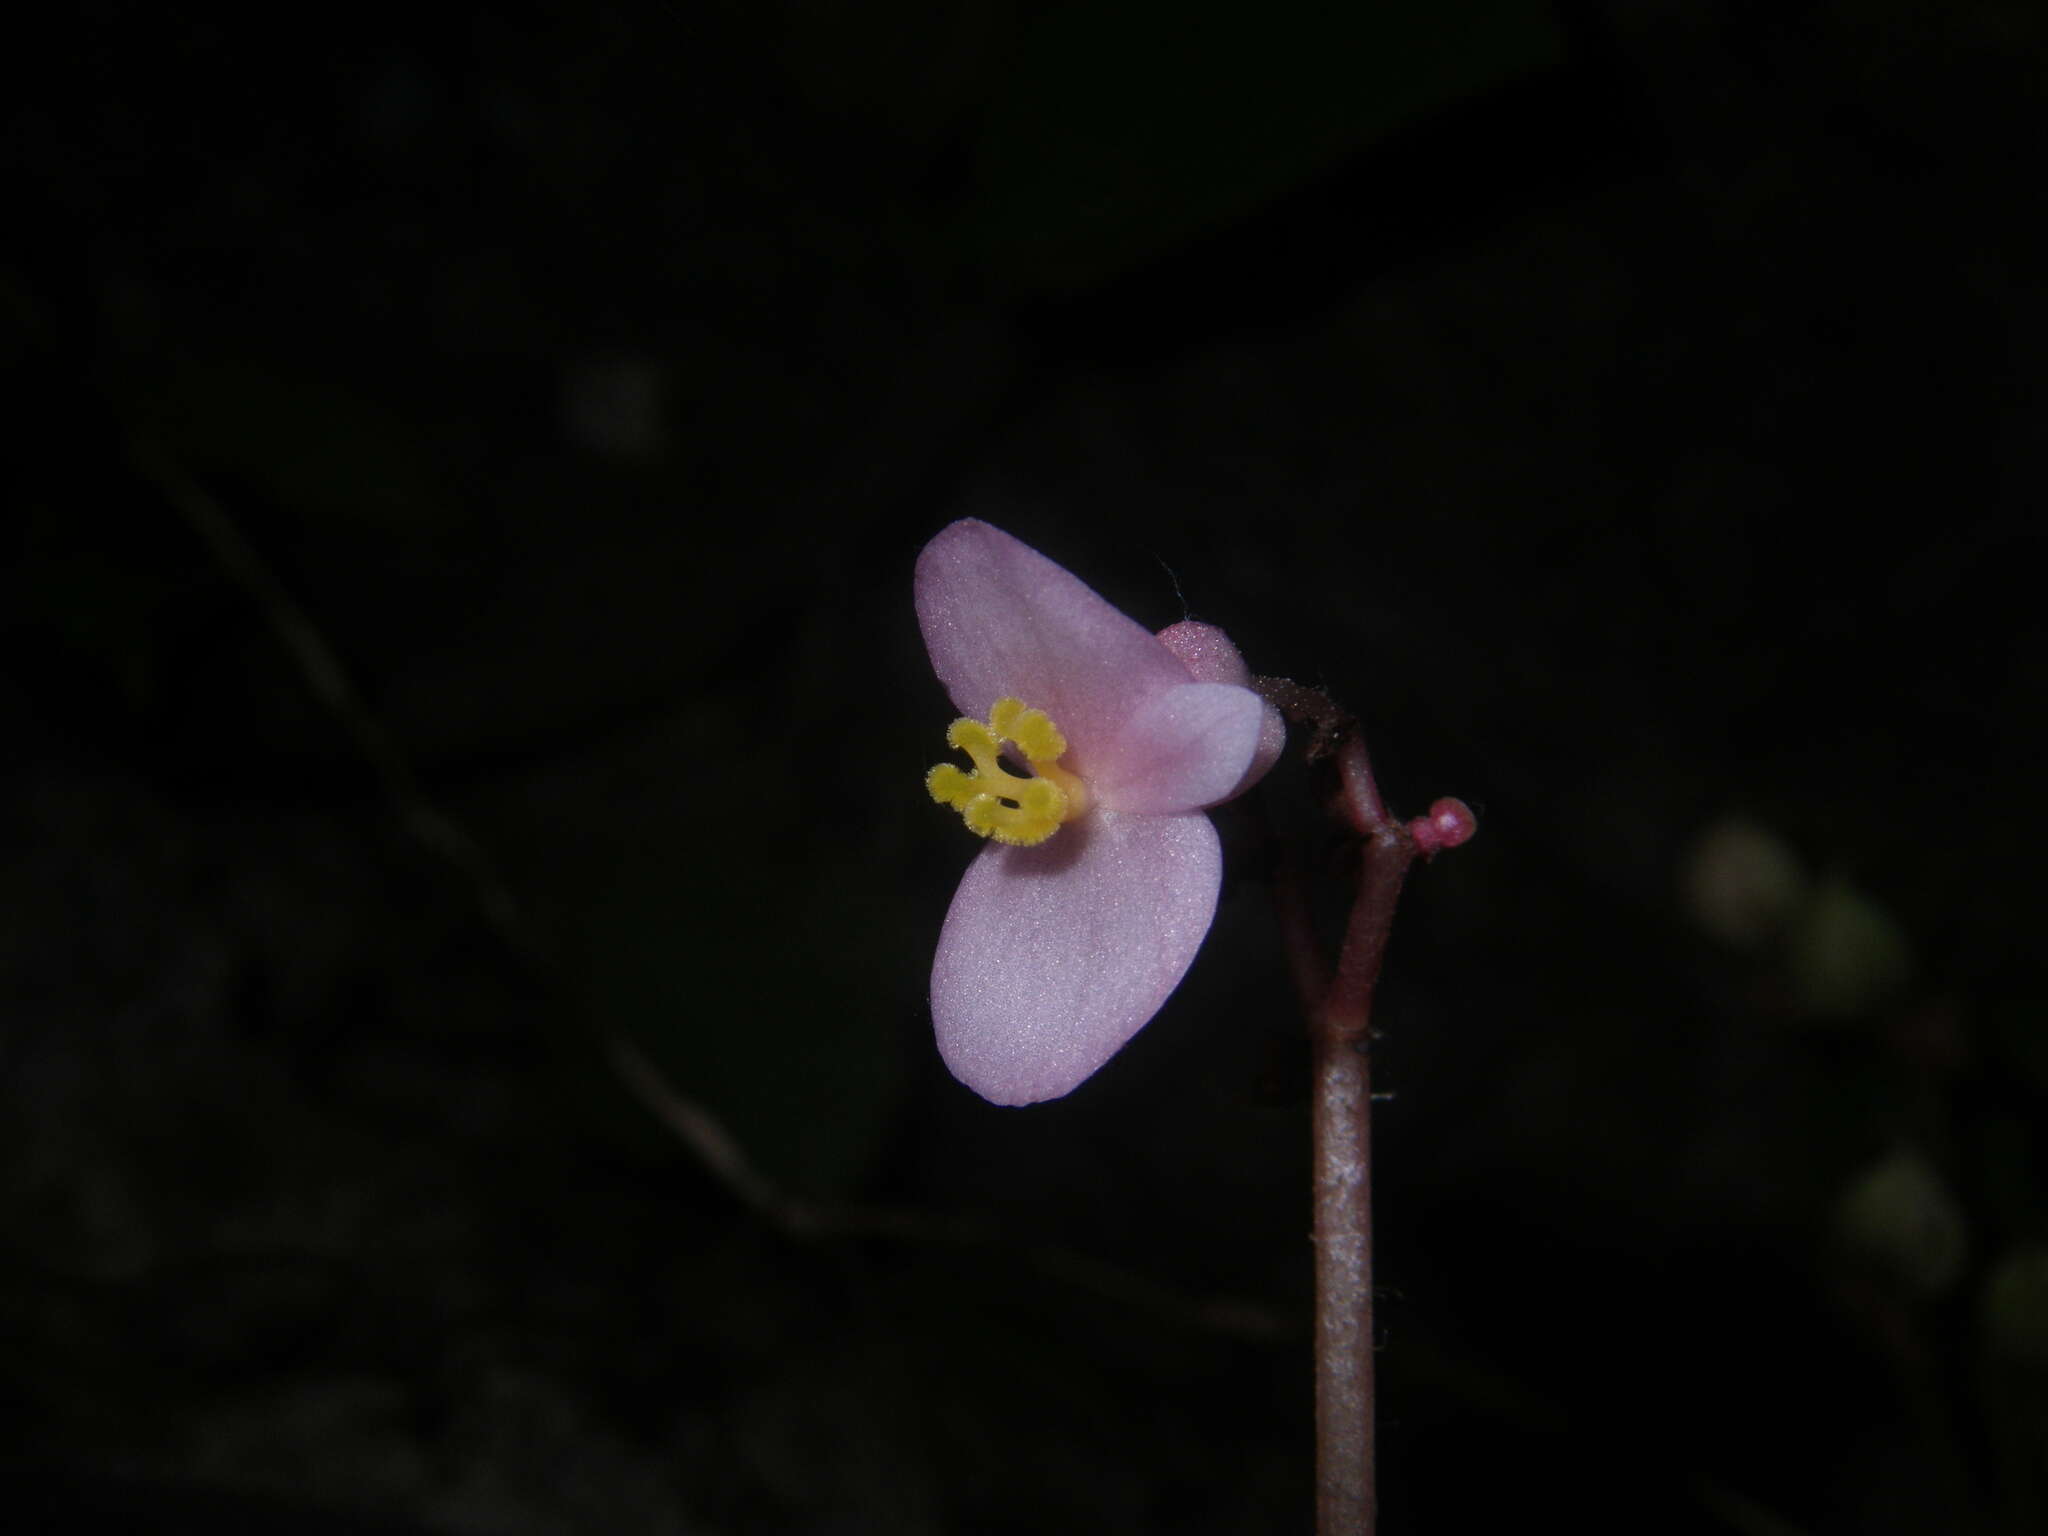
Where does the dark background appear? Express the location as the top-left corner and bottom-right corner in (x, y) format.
(4, 2), (2044, 1532)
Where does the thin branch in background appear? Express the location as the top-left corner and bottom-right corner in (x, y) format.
(147, 441), (1288, 1343)
(132, 438), (529, 953)
(608, 1032), (1291, 1339)
(606, 1035), (800, 1227)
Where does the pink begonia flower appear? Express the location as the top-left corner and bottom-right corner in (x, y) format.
(916, 519), (1285, 1105)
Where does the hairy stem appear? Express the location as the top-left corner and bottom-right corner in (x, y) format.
(1313, 814), (1411, 1536)
(1313, 1021), (1376, 1531)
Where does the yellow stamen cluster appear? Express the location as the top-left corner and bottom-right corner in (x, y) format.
(927, 697), (1089, 846)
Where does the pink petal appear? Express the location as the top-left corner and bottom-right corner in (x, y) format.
(1089, 682), (1263, 814)
(1155, 619), (1252, 687)
(915, 520), (1192, 778)
(931, 811), (1222, 1105)
(1156, 620), (1286, 797)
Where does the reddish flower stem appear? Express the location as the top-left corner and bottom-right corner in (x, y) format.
(1256, 680), (1474, 1536)
(1312, 738), (1409, 1536)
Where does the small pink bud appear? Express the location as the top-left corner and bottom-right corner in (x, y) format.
(1408, 797), (1476, 857)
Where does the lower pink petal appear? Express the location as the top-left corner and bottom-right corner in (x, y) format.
(931, 811), (1223, 1105)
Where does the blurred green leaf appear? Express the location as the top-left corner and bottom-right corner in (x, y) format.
(1682, 814), (1808, 948)
(1984, 1246), (2048, 1369)
(964, 0), (1563, 292)
(1835, 1145), (1968, 1297)
(1789, 873), (1915, 1021)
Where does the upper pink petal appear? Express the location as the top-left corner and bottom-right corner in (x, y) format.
(931, 811), (1222, 1105)
(915, 520), (1192, 777)
(1089, 682), (1263, 814)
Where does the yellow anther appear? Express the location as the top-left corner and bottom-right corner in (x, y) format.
(927, 696), (1089, 846)
(946, 717), (998, 755)
(991, 697), (1068, 763)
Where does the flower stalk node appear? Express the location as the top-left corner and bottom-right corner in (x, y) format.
(927, 696), (1089, 846)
